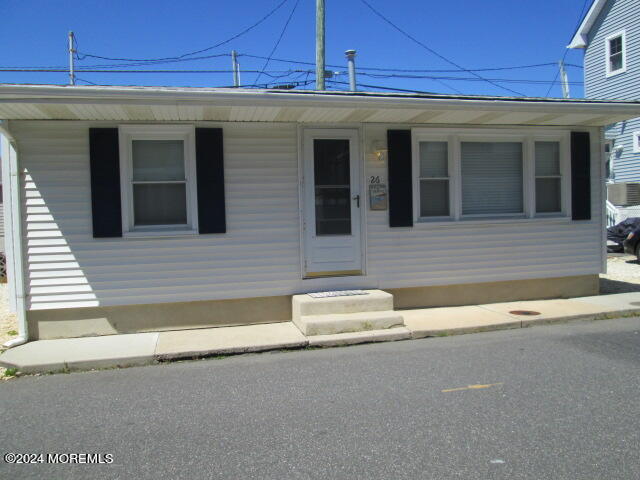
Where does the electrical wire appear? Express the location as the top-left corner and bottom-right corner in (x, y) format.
(240, 54), (583, 73)
(253, 0), (300, 86)
(326, 79), (436, 95)
(358, 0), (524, 96)
(545, 0), (590, 97)
(75, 0), (290, 63)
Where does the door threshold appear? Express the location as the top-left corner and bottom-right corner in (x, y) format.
(304, 270), (363, 279)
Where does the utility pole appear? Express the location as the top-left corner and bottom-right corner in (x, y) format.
(231, 50), (240, 87)
(68, 31), (75, 86)
(559, 60), (570, 99)
(345, 49), (357, 92)
(316, 0), (325, 90)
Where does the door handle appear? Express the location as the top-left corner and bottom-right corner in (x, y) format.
(353, 194), (360, 208)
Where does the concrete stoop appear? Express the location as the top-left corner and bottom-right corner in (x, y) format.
(291, 290), (404, 336)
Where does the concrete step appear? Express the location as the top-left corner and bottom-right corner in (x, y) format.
(292, 289), (393, 320)
(293, 310), (404, 336)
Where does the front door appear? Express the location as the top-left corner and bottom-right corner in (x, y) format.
(302, 129), (362, 277)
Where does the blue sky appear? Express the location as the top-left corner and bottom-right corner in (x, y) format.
(1, 0), (591, 97)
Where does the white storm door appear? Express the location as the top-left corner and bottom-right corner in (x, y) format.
(302, 129), (362, 277)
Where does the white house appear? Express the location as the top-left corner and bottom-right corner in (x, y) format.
(1, 84), (639, 342)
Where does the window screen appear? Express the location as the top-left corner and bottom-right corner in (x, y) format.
(461, 142), (523, 215)
(609, 35), (624, 72)
(131, 140), (188, 226)
(535, 141), (561, 213)
(419, 141), (449, 217)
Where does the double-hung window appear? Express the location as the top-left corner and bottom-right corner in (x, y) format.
(413, 129), (569, 222)
(418, 141), (450, 218)
(605, 30), (626, 77)
(119, 125), (198, 236)
(535, 141), (562, 213)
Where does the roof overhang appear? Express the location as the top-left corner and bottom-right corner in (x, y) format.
(568, 0), (606, 49)
(0, 84), (639, 127)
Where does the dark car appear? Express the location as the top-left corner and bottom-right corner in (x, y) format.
(623, 228), (640, 259)
(608, 217), (640, 253)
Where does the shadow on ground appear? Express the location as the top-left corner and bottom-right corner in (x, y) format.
(600, 277), (640, 294)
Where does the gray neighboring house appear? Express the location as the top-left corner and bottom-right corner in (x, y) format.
(570, 0), (640, 222)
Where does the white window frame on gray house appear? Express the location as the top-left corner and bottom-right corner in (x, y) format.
(605, 30), (626, 77)
(633, 132), (640, 154)
(412, 128), (571, 223)
(118, 124), (199, 237)
(604, 139), (615, 181)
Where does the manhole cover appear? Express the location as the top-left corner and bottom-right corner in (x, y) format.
(509, 310), (541, 316)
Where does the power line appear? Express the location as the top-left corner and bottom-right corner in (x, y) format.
(327, 79), (436, 94)
(358, 0), (524, 96)
(75, 0), (290, 63)
(357, 72), (584, 85)
(240, 54), (583, 73)
(0, 68), (585, 85)
(253, 0), (300, 86)
(545, 0), (590, 97)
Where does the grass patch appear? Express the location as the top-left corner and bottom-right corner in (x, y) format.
(3, 367), (18, 377)
(7, 330), (18, 336)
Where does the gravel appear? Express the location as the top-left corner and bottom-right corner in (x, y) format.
(600, 254), (640, 294)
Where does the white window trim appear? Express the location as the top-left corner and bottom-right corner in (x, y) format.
(118, 124), (198, 237)
(411, 128), (571, 224)
(605, 30), (626, 77)
(604, 139), (615, 182)
(633, 132), (640, 154)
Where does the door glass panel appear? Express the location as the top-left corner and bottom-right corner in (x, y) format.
(314, 139), (351, 235)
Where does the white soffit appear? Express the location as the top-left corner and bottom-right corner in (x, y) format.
(0, 84), (639, 127)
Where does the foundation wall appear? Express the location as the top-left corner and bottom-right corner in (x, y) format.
(28, 274), (598, 339)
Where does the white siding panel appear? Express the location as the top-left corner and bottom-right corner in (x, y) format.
(12, 120), (604, 311)
(362, 124), (603, 289)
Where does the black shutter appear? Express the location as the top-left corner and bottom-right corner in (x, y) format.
(89, 128), (122, 238)
(387, 129), (413, 227)
(571, 131), (591, 220)
(195, 128), (226, 233)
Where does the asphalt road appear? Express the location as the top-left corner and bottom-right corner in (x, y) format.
(1, 318), (640, 480)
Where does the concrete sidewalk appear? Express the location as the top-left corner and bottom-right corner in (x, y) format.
(3, 292), (640, 374)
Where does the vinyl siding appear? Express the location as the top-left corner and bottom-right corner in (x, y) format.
(584, 0), (640, 100)
(584, 0), (640, 183)
(12, 121), (604, 311)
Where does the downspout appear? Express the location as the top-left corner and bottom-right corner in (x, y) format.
(0, 121), (28, 347)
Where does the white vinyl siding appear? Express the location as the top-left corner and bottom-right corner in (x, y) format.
(12, 121), (603, 312)
(366, 124), (604, 290)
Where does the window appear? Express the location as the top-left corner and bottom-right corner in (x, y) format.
(418, 141), (450, 217)
(413, 129), (569, 222)
(461, 142), (523, 215)
(119, 125), (198, 236)
(605, 30), (626, 77)
(535, 141), (561, 213)
(604, 140), (615, 181)
(633, 132), (640, 154)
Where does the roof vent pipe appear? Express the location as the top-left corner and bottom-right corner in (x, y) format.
(345, 49), (357, 92)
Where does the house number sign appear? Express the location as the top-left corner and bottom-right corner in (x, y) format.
(369, 176), (387, 210)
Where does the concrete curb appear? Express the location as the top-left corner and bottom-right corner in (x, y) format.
(307, 327), (411, 347)
(3, 302), (640, 375)
(155, 339), (308, 361)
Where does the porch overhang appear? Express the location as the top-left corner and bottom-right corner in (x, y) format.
(0, 84), (639, 127)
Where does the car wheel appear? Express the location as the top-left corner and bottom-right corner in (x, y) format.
(636, 244), (640, 263)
